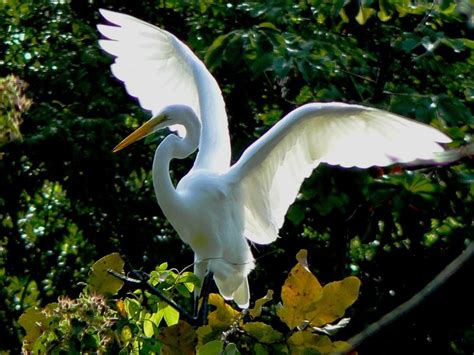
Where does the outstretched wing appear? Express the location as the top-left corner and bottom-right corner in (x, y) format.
(98, 9), (231, 172)
(227, 102), (451, 244)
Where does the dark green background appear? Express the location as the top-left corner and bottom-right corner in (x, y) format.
(1, 0), (473, 353)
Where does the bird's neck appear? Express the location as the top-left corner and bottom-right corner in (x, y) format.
(152, 115), (201, 219)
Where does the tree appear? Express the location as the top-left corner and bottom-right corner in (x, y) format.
(0, 0), (472, 352)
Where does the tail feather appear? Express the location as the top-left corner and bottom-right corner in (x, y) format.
(214, 274), (250, 309)
(233, 277), (250, 309)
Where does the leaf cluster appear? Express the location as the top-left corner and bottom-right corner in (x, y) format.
(19, 250), (361, 354)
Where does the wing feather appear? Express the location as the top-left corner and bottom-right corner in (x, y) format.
(98, 9), (230, 172)
(227, 102), (451, 244)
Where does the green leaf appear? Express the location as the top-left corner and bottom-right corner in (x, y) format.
(18, 307), (52, 351)
(197, 340), (224, 355)
(143, 313), (156, 338)
(88, 253), (125, 296)
(436, 95), (474, 125)
(196, 324), (215, 347)
(163, 304), (180, 326)
(223, 342), (241, 355)
(204, 33), (232, 70)
(242, 322), (283, 344)
(124, 298), (142, 320)
(287, 204), (306, 225)
(257, 22), (278, 31)
(178, 272), (201, 293)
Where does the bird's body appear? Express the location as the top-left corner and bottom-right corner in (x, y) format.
(98, 10), (451, 308)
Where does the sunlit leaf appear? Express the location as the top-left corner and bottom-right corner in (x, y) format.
(356, 6), (376, 25)
(124, 298), (142, 320)
(339, 8), (349, 23)
(116, 299), (127, 317)
(249, 290), (273, 319)
(276, 249), (323, 329)
(277, 250), (361, 329)
(163, 304), (180, 326)
(309, 277), (360, 326)
(143, 312), (156, 337)
(121, 325), (133, 344)
(88, 253), (124, 296)
(177, 271), (201, 293)
(378, 0), (392, 21)
(207, 293), (240, 328)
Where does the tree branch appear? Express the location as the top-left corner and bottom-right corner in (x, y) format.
(340, 241), (474, 354)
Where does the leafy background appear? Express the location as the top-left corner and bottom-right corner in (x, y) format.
(1, 0), (473, 353)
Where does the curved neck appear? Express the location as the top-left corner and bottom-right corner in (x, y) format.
(152, 113), (200, 217)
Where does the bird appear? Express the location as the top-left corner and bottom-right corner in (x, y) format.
(97, 9), (451, 309)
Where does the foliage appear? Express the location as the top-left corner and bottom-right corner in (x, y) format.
(19, 251), (360, 354)
(1, 0), (473, 353)
(0, 74), (31, 147)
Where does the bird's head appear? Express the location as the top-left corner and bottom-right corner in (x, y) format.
(113, 105), (196, 153)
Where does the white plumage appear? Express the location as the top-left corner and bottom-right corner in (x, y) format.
(99, 9), (451, 308)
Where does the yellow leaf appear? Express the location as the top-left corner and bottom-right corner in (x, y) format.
(88, 253), (125, 296)
(309, 276), (361, 327)
(207, 293), (240, 328)
(159, 320), (196, 355)
(288, 331), (352, 354)
(339, 8), (349, 23)
(116, 299), (127, 317)
(378, 9), (392, 22)
(356, 6), (376, 25)
(377, 0), (392, 21)
(242, 322), (283, 344)
(121, 325), (132, 344)
(276, 249), (323, 329)
(249, 290), (273, 319)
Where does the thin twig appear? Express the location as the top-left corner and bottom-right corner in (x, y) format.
(107, 268), (199, 325)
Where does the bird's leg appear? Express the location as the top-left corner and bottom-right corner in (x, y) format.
(195, 271), (214, 325)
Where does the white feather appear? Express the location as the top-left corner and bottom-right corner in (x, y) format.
(98, 9), (231, 172)
(227, 102), (451, 244)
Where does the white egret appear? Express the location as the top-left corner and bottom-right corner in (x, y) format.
(98, 9), (451, 309)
